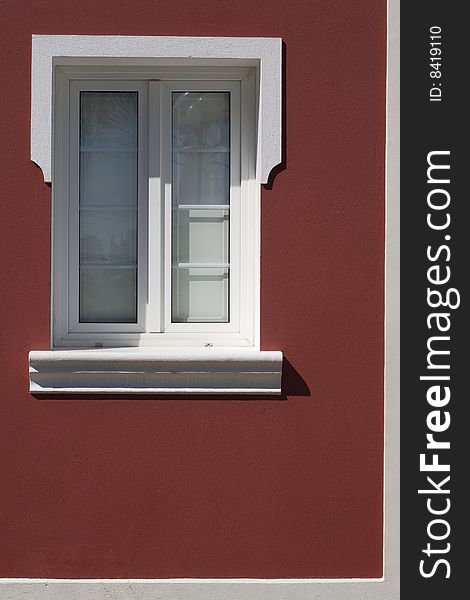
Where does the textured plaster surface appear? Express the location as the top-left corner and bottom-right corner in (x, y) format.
(0, 0), (392, 590)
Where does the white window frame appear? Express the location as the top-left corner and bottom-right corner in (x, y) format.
(54, 70), (254, 348)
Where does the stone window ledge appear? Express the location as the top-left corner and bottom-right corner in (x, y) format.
(29, 348), (283, 395)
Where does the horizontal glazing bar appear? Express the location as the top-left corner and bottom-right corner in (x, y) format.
(80, 263), (137, 269)
(80, 147), (138, 152)
(172, 147), (229, 153)
(176, 204), (230, 210)
(174, 263), (230, 269)
(80, 204), (137, 210)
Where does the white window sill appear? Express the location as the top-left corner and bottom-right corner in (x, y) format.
(29, 348), (283, 395)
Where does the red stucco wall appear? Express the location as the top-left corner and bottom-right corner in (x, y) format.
(0, 0), (386, 578)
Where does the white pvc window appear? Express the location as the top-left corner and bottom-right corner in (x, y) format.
(55, 73), (250, 347)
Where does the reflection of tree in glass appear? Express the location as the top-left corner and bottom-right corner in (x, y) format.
(80, 92), (137, 148)
(80, 228), (136, 265)
(109, 229), (136, 262)
(173, 152), (229, 205)
(80, 234), (104, 263)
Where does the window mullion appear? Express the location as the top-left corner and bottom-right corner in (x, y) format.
(147, 81), (163, 332)
(160, 83), (173, 331)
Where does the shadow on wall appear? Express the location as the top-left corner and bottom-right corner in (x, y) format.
(280, 356), (310, 398)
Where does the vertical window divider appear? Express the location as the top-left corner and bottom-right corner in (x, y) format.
(147, 81), (162, 332)
(160, 82), (173, 331)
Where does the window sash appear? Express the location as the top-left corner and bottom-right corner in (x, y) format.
(68, 80), (148, 335)
(158, 81), (241, 334)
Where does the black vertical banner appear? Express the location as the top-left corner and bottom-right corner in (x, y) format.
(401, 3), (468, 599)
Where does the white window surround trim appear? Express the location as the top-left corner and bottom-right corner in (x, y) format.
(31, 34), (282, 184)
(29, 34), (284, 395)
(29, 348), (283, 395)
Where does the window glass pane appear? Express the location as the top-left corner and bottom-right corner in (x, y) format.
(80, 151), (137, 206)
(80, 268), (137, 323)
(173, 209), (229, 265)
(171, 92), (230, 323)
(80, 208), (137, 264)
(79, 91), (138, 323)
(80, 92), (137, 148)
(173, 152), (229, 205)
(172, 268), (229, 323)
(173, 92), (229, 148)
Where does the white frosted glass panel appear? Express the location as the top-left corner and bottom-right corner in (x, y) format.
(173, 209), (228, 264)
(80, 268), (137, 323)
(79, 91), (138, 323)
(80, 150), (138, 205)
(172, 268), (228, 323)
(80, 209), (137, 264)
(173, 152), (229, 205)
(173, 92), (229, 148)
(80, 92), (137, 148)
